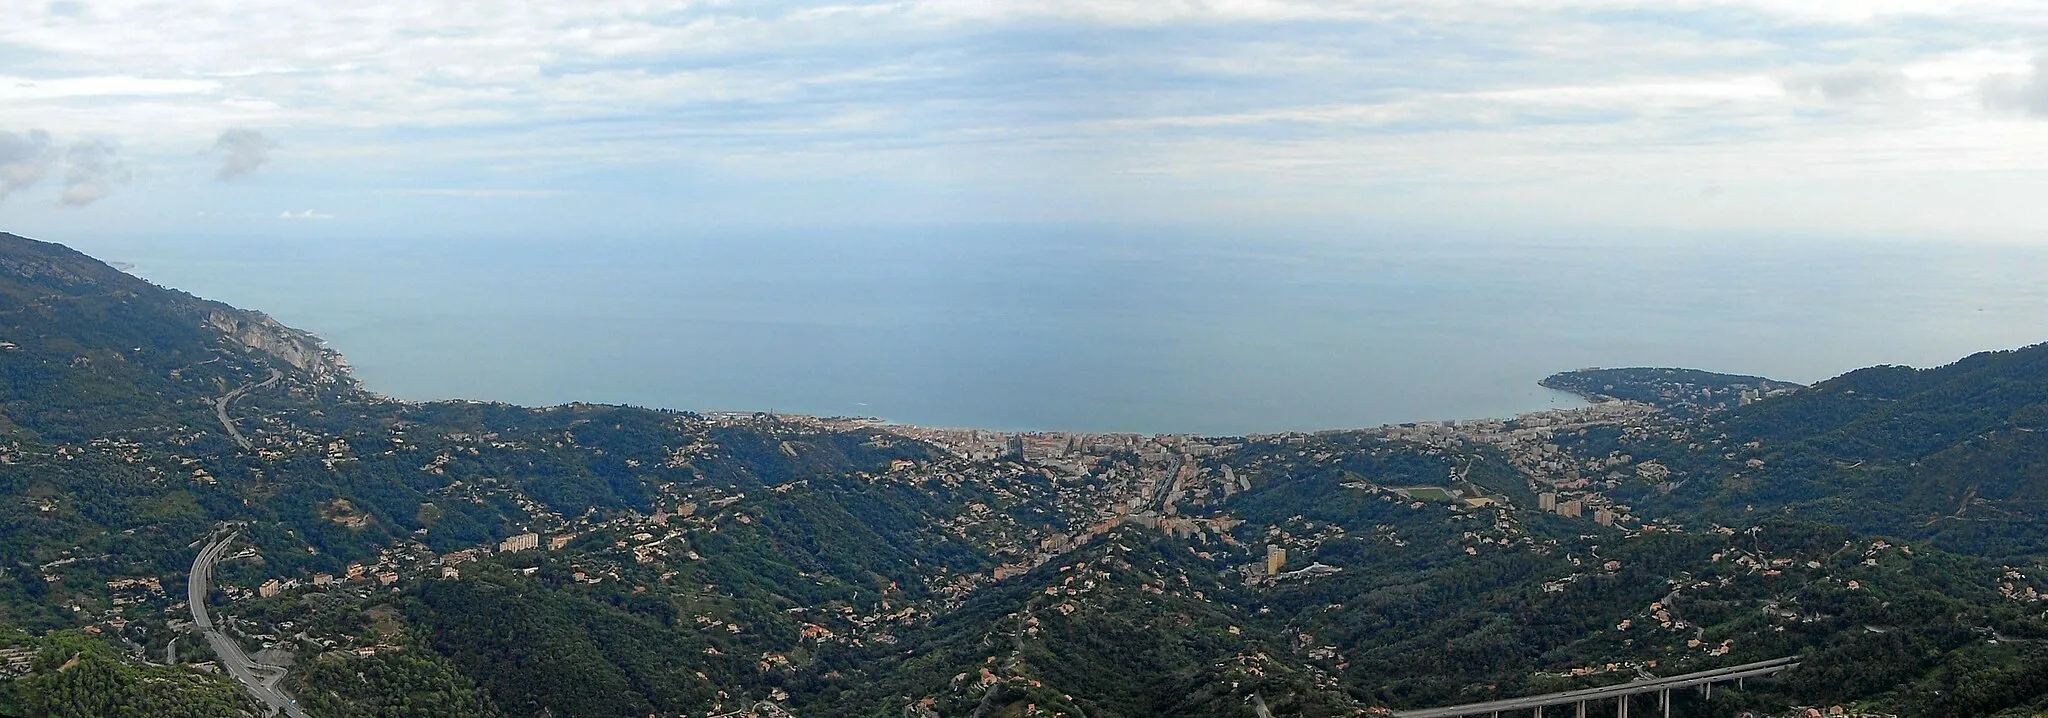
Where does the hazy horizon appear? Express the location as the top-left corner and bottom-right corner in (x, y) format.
(46, 226), (2048, 436)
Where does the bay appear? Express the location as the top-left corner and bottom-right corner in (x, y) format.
(65, 227), (2048, 436)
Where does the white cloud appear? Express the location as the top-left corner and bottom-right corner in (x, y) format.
(279, 209), (334, 220)
(6, 0), (2048, 234)
(0, 75), (219, 100)
(398, 188), (569, 198)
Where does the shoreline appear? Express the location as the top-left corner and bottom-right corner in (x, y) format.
(693, 382), (1597, 439)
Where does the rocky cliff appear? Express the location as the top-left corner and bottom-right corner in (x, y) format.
(205, 308), (354, 385)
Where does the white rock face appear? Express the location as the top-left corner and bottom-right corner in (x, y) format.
(206, 309), (354, 384)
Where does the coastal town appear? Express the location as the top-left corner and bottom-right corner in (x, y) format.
(62, 395), (1694, 646)
(16, 375), (2048, 718)
(13, 392), (1668, 665)
(5, 393), (1751, 644)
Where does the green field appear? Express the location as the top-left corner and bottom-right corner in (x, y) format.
(1396, 486), (1455, 501)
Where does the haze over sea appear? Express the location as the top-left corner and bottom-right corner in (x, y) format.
(65, 228), (2048, 436)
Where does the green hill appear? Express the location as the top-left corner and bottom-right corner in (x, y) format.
(1576, 344), (2048, 558)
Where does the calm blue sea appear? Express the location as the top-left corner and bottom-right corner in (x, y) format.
(63, 227), (2048, 436)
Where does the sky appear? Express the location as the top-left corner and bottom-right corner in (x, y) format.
(6, 0), (2048, 242)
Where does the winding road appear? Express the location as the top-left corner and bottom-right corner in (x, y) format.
(190, 531), (308, 718)
(214, 369), (282, 451)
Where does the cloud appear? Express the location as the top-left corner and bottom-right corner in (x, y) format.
(0, 75), (219, 101)
(398, 188), (568, 198)
(1984, 53), (2048, 117)
(6, 1), (2048, 236)
(0, 130), (55, 202)
(278, 209), (334, 220)
(212, 128), (273, 179)
(60, 139), (128, 206)
(1784, 67), (1908, 102)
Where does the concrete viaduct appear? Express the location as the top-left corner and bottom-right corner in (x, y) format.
(1391, 657), (1800, 718)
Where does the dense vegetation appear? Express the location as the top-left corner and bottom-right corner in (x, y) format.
(0, 630), (254, 717)
(1558, 345), (2048, 559)
(1541, 367), (1802, 415)
(292, 651), (498, 718)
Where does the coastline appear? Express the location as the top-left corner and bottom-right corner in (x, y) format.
(693, 380), (1594, 440)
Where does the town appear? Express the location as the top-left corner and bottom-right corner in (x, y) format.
(17, 384), (2048, 718)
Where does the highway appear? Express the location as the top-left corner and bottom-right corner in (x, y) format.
(190, 531), (309, 718)
(1391, 657), (1799, 718)
(214, 369), (281, 451)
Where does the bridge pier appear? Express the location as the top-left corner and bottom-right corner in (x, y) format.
(1386, 656), (1800, 718)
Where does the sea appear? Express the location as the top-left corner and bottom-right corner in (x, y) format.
(63, 226), (2048, 436)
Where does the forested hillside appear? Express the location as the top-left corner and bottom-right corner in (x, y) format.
(6, 230), (2048, 717)
(1570, 344), (2048, 559)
